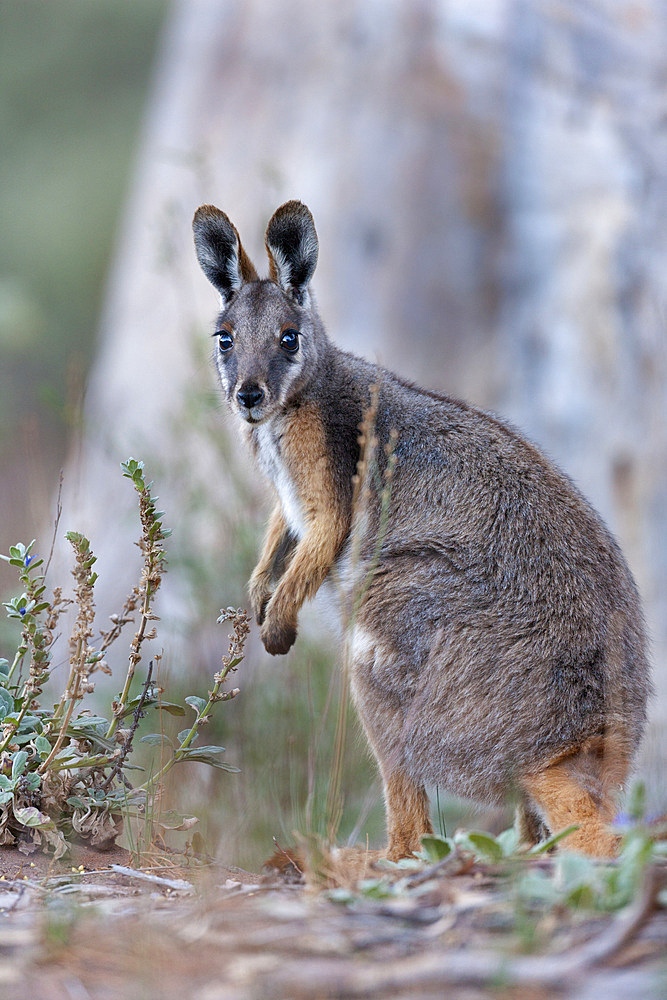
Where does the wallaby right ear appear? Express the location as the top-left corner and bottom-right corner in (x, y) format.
(192, 205), (258, 304)
(265, 201), (318, 305)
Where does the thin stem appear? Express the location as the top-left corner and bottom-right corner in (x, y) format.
(106, 578), (153, 739)
(325, 665), (349, 845)
(52, 635), (83, 723)
(44, 472), (63, 579)
(38, 671), (82, 773)
(137, 662), (237, 792)
(349, 431), (397, 625)
(6, 645), (25, 684)
(102, 661), (153, 790)
(48, 755), (114, 772)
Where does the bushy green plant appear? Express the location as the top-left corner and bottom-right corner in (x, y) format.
(0, 459), (245, 859)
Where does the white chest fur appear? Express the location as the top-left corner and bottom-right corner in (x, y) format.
(254, 420), (306, 538)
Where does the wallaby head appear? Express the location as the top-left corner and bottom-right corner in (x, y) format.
(192, 201), (323, 425)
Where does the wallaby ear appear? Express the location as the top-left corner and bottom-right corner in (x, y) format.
(265, 201), (318, 305)
(192, 205), (258, 304)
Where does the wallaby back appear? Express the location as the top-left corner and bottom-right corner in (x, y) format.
(192, 200), (651, 858)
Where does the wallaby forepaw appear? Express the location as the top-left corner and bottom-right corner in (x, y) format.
(249, 578), (272, 625)
(254, 594), (271, 626)
(261, 616), (297, 655)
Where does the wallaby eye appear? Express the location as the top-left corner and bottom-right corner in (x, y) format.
(218, 330), (234, 353)
(280, 329), (300, 353)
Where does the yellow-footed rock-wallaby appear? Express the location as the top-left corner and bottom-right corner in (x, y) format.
(192, 200), (650, 859)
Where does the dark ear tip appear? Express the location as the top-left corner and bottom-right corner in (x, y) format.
(269, 200), (315, 229)
(192, 204), (232, 233)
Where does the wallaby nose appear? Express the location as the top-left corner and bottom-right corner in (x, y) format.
(237, 385), (264, 410)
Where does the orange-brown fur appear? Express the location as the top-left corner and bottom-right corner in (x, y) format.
(248, 504), (290, 621)
(383, 771), (434, 860)
(521, 734), (631, 855)
(259, 403), (350, 654)
(521, 765), (620, 857)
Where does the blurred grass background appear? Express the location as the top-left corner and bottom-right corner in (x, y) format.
(0, 0), (166, 553)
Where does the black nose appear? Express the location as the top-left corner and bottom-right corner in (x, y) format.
(237, 385), (264, 409)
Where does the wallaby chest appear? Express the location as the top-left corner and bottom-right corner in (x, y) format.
(253, 418), (306, 539)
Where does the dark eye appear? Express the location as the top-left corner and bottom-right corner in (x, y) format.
(280, 329), (300, 353)
(218, 330), (234, 353)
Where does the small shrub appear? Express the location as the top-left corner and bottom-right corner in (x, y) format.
(0, 458), (246, 859)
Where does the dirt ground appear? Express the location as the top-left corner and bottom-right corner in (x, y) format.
(0, 844), (665, 1000)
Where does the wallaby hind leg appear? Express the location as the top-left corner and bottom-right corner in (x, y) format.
(515, 797), (550, 848)
(382, 768), (433, 861)
(521, 749), (627, 857)
(349, 630), (432, 860)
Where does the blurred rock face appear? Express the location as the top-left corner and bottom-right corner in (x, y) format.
(58, 0), (666, 742)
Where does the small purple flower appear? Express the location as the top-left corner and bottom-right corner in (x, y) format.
(613, 812), (633, 827)
(18, 606), (26, 618)
(24, 555), (34, 567)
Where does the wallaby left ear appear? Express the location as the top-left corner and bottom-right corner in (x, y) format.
(192, 204), (258, 304)
(265, 201), (318, 305)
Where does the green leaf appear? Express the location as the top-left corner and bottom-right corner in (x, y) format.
(464, 832), (504, 863)
(11, 750), (28, 780)
(52, 748), (81, 764)
(0, 659), (9, 676)
(556, 852), (595, 894)
(517, 870), (560, 905)
(420, 834), (453, 862)
(155, 702), (186, 716)
(177, 729), (191, 743)
(358, 878), (395, 900)
(496, 826), (519, 857)
(0, 790), (14, 805)
(326, 887), (355, 905)
(24, 772), (41, 792)
(66, 796), (86, 810)
(0, 688), (14, 719)
(34, 736), (51, 756)
(564, 883), (596, 909)
(628, 782), (646, 822)
(119, 697), (184, 719)
(376, 856), (422, 871)
(140, 733), (171, 747)
(70, 716), (109, 729)
(12, 804), (54, 829)
(185, 696), (207, 714)
(13, 732), (38, 746)
(0, 775), (14, 791)
(66, 721), (116, 752)
(18, 715), (41, 733)
(528, 824), (580, 855)
(176, 746), (238, 771)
